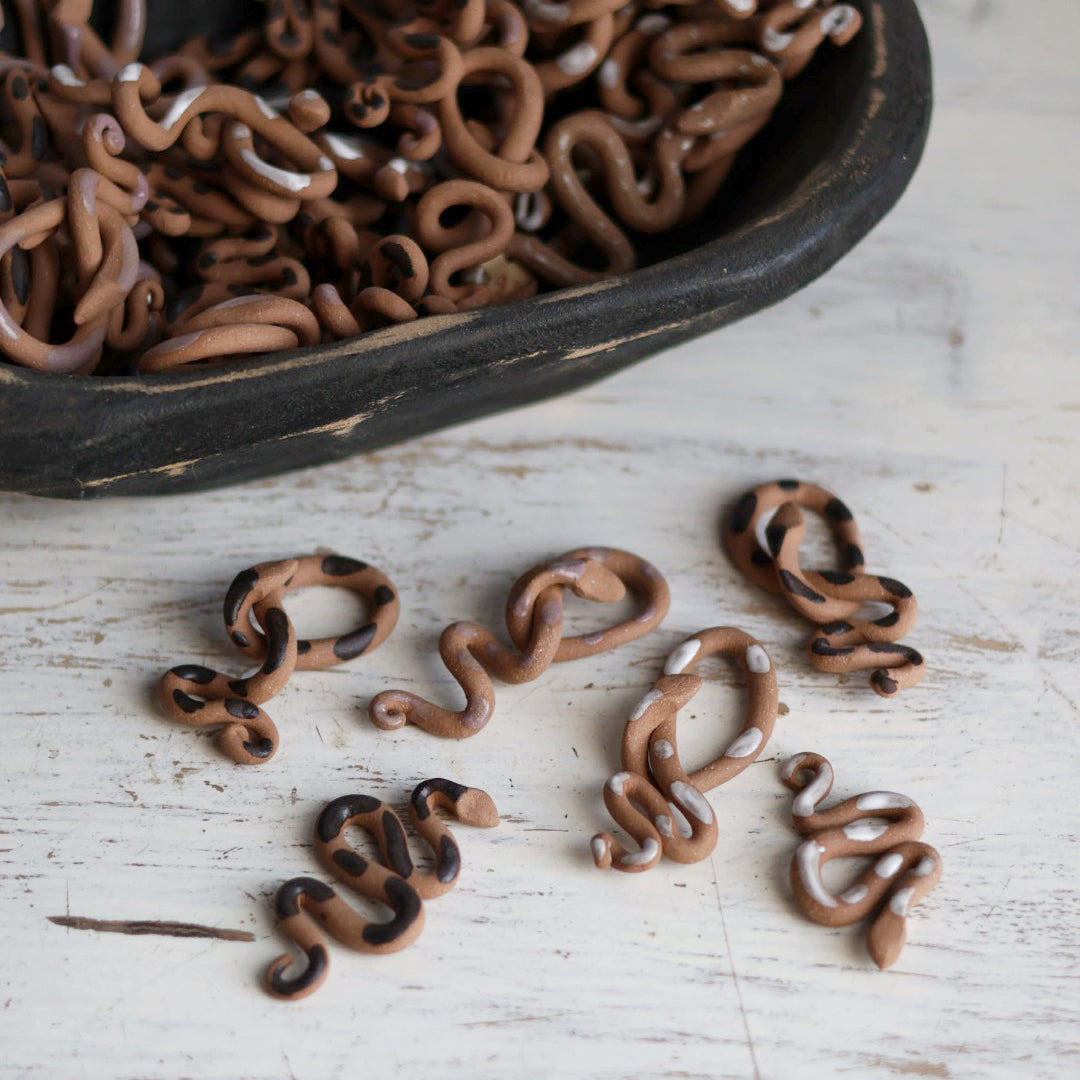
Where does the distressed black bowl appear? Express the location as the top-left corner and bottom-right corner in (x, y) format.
(0, 0), (931, 498)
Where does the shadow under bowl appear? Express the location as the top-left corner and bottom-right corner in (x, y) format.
(0, 0), (931, 498)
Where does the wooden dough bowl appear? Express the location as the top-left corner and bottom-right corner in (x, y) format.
(0, 0), (931, 498)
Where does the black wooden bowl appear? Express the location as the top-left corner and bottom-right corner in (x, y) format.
(0, 0), (931, 498)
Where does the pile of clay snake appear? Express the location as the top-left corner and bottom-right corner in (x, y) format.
(0, 0), (861, 375)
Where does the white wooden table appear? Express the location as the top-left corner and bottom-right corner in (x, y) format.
(2, 3), (1078, 1077)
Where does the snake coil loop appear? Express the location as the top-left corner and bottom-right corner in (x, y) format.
(649, 22), (783, 153)
(47, 0), (146, 76)
(592, 626), (778, 872)
(509, 110), (683, 286)
(757, 2), (862, 79)
(724, 480), (926, 696)
(0, 192), (137, 373)
(781, 752), (942, 969)
(137, 293), (320, 371)
(266, 778), (499, 999)
(157, 554), (400, 762)
(438, 46), (550, 191)
(369, 546), (670, 738)
(414, 179), (517, 305)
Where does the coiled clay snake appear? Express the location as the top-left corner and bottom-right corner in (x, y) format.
(592, 626), (778, 872)
(724, 480), (926, 696)
(369, 546), (670, 738)
(266, 778), (499, 999)
(782, 752), (942, 969)
(157, 554), (399, 763)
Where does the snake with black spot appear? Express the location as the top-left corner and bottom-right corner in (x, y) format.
(266, 779), (499, 999)
(157, 553), (399, 763)
(724, 479), (925, 696)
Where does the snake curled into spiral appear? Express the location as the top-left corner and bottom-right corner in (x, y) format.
(266, 778), (499, 1000)
(592, 626), (778, 872)
(781, 752), (942, 969)
(157, 553), (399, 763)
(368, 546), (670, 739)
(724, 479), (926, 696)
(0, 0), (862, 374)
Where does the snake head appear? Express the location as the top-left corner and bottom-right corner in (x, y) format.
(651, 672), (703, 711)
(572, 559), (626, 605)
(455, 786), (500, 828)
(345, 83), (390, 129)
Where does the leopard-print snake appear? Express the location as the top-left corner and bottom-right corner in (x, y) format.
(724, 479), (925, 696)
(266, 778), (499, 999)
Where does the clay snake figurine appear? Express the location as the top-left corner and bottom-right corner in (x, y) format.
(157, 554), (399, 762)
(782, 752), (942, 969)
(369, 546), (669, 738)
(266, 778), (499, 999)
(724, 479), (925, 696)
(592, 626), (778, 872)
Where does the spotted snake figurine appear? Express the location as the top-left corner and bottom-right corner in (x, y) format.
(592, 627), (779, 872)
(266, 778), (499, 999)
(724, 479), (925, 696)
(157, 554), (399, 763)
(782, 752), (942, 969)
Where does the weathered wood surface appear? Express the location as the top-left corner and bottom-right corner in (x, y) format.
(1, 2), (1078, 1077)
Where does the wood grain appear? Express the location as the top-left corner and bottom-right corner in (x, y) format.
(1, 2), (1078, 1077)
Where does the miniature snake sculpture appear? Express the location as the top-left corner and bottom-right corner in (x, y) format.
(592, 626), (779, 872)
(781, 752), (942, 969)
(266, 778), (499, 999)
(157, 554), (399, 763)
(369, 546), (670, 738)
(724, 479), (925, 696)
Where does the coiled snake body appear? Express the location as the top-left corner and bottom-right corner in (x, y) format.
(266, 778), (499, 999)
(782, 752), (942, 969)
(724, 479), (925, 696)
(592, 626), (779, 872)
(157, 554), (399, 763)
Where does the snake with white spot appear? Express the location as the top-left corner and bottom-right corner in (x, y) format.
(781, 751), (942, 969)
(592, 626), (778, 872)
(725, 479), (926, 697)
